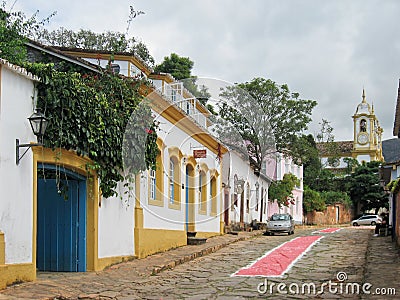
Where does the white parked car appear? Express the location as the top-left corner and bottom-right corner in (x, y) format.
(351, 215), (382, 226)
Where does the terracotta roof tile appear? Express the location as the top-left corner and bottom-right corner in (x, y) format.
(316, 141), (353, 156)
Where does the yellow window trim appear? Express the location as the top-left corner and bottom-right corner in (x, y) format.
(148, 144), (164, 207)
(167, 148), (182, 209)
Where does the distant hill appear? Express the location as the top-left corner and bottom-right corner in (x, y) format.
(382, 138), (400, 163)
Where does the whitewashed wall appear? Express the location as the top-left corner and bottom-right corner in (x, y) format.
(354, 154), (371, 163)
(195, 172), (221, 233)
(141, 113), (222, 233)
(98, 181), (135, 258)
(224, 151), (269, 225)
(0, 62), (37, 264)
(321, 156), (355, 169)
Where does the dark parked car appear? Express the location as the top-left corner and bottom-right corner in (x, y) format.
(265, 213), (295, 235)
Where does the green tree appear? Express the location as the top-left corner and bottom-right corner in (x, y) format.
(313, 168), (336, 192)
(291, 134), (321, 185)
(34, 5), (153, 66)
(216, 77), (317, 170)
(343, 157), (360, 174)
(154, 53), (193, 80)
(349, 161), (388, 213)
(316, 119), (341, 167)
(320, 191), (351, 207)
(0, 4), (54, 64)
(303, 186), (325, 213)
(268, 173), (300, 207)
(154, 52), (211, 106)
(37, 28), (155, 67)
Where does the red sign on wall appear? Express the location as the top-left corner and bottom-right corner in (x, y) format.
(193, 149), (207, 158)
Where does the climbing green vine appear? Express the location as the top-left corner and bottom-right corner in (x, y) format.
(387, 178), (400, 194)
(24, 62), (158, 198)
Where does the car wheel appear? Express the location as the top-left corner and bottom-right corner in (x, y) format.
(265, 232), (270, 236)
(371, 221), (376, 226)
(353, 222), (358, 226)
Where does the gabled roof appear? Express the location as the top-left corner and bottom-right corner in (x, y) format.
(316, 140), (354, 156)
(26, 40), (101, 73)
(382, 138), (400, 163)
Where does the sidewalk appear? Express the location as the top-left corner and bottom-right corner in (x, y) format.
(362, 233), (400, 299)
(0, 230), (263, 299)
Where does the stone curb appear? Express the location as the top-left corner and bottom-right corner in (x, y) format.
(151, 231), (263, 275)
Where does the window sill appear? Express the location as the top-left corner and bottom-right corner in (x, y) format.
(168, 202), (181, 210)
(198, 209), (207, 215)
(149, 198), (164, 207)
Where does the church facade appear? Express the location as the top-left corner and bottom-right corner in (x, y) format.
(351, 89), (384, 163)
(318, 89), (384, 171)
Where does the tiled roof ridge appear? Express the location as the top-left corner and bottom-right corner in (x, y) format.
(0, 58), (40, 81)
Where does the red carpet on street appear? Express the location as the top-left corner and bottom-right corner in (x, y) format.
(232, 235), (323, 277)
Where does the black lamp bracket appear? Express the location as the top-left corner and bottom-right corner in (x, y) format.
(16, 139), (43, 165)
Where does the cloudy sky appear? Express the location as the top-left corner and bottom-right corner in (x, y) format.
(10, 0), (400, 141)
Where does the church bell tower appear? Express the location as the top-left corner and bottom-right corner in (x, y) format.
(351, 89), (383, 162)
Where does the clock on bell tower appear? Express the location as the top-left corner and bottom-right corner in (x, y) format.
(351, 89), (383, 162)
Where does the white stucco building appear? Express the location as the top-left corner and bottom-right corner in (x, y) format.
(0, 59), (39, 287)
(222, 151), (272, 230)
(0, 43), (229, 288)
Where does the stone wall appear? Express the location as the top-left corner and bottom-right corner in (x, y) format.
(304, 203), (352, 225)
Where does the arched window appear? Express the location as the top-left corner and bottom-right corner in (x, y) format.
(149, 148), (164, 206)
(360, 119), (367, 132)
(168, 156), (181, 209)
(169, 158), (175, 204)
(167, 147), (182, 210)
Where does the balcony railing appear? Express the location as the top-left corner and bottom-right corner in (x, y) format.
(159, 81), (208, 128)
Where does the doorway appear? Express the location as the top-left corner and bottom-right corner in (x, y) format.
(37, 165), (86, 272)
(335, 206), (340, 223)
(185, 164), (195, 232)
(240, 191), (244, 224)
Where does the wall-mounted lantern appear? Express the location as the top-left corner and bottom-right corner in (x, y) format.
(16, 108), (49, 165)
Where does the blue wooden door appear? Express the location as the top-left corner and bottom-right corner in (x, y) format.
(37, 169), (86, 272)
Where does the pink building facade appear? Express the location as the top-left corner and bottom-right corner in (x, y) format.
(266, 153), (304, 224)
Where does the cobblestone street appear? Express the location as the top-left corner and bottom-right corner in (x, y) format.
(0, 226), (398, 299)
